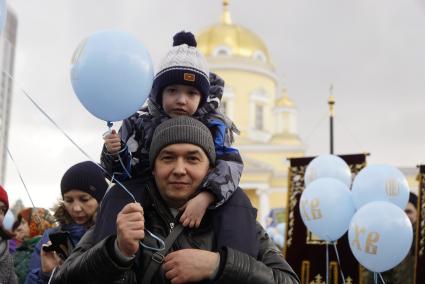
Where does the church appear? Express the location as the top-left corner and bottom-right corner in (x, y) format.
(195, 0), (305, 227)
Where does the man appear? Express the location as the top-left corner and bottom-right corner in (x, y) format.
(50, 116), (300, 284)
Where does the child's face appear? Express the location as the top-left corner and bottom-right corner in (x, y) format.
(14, 220), (30, 241)
(162, 84), (201, 117)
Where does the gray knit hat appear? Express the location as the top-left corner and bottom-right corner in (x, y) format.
(150, 31), (210, 107)
(149, 116), (216, 168)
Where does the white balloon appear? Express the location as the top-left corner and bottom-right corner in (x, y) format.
(348, 201), (413, 272)
(304, 154), (352, 188)
(352, 164), (409, 210)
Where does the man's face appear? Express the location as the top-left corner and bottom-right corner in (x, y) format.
(405, 202), (418, 224)
(162, 84), (201, 117)
(153, 143), (210, 208)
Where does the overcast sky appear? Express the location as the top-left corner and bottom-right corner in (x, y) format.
(4, 0), (425, 209)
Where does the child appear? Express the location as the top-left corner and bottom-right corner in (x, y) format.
(101, 31), (258, 257)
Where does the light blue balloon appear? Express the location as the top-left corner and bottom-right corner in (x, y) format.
(304, 154), (352, 188)
(0, 0), (6, 34)
(71, 30), (154, 122)
(299, 177), (355, 241)
(2, 209), (14, 231)
(348, 201), (413, 272)
(352, 164), (409, 210)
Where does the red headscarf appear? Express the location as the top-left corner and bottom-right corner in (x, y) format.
(17, 208), (56, 238)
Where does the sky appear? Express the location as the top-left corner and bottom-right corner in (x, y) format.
(4, 0), (425, 209)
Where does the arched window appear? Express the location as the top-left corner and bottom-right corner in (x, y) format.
(255, 104), (264, 130)
(252, 50), (266, 62)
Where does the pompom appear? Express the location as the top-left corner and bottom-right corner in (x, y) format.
(173, 31), (197, 47)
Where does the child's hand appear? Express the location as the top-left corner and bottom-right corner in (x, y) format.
(180, 192), (215, 228)
(104, 130), (121, 154)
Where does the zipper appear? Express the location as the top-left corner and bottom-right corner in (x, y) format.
(146, 183), (177, 235)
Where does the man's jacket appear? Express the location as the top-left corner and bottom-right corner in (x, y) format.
(50, 178), (300, 284)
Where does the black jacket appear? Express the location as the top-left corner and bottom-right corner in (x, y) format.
(50, 178), (300, 284)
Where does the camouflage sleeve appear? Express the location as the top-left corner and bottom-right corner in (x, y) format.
(201, 118), (244, 207)
(100, 116), (137, 180)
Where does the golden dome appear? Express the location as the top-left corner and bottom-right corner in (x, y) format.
(196, 0), (271, 63)
(276, 89), (295, 108)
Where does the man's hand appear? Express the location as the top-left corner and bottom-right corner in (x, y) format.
(116, 203), (144, 257)
(41, 241), (63, 273)
(162, 249), (220, 284)
(179, 191), (214, 228)
(104, 130), (121, 154)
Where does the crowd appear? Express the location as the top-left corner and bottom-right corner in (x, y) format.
(1, 30), (420, 284)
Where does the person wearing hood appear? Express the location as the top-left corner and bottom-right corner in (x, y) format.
(25, 161), (108, 284)
(0, 185), (18, 284)
(101, 31), (258, 258)
(13, 207), (55, 284)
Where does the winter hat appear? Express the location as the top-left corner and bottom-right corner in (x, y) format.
(60, 161), (108, 203)
(149, 116), (216, 169)
(409, 192), (418, 208)
(17, 207), (55, 238)
(0, 185), (9, 212)
(151, 31), (210, 107)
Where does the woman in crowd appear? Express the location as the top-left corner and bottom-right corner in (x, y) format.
(25, 161), (108, 284)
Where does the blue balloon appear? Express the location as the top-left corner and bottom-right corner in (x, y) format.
(348, 201), (413, 272)
(352, 164), (409, 210)
(304, 154), (352, 188)
(0, 0), (6, 34)
(299, 177), (355, 241)
(71, 30), (154, 122)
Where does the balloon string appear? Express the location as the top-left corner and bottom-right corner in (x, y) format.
(2, 69), (115, 178)
(2, 70), (94, 161)
(3, 70), (165, 252)
(378, 273), (386, 284)
(109, 173), (165, 252)
(331, 241), (346, 284)
(6, 147), (35, 207)
(326, 242), (329, 284)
